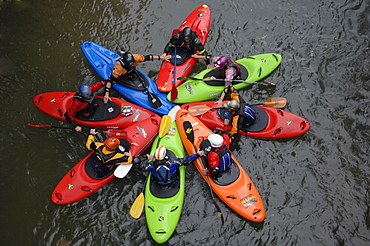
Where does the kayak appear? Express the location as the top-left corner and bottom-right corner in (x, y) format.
(144, 106), (185, 244)
(168, 53), (282, 103)
(81, 41), (177, 115)
(176, 108), (266, 222)
(51, 115), (161, 205)
(181, 101), (311, 139)
(33, 92), (158, 129)
(156, 5), (211, 92)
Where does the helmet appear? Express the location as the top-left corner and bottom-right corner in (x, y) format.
(182, 27), (193, 41)
(155, 146), (167, 160)
(116, 45), (126, 56)
(243, 105), (256, 126)
(78, 84), (91, 98)
(224, 100), (240, 111)
(104, 137), (120, 151)
(123, 52), (135, 66)
(215, 56), (228, 68)
(208, 134), (224, 148)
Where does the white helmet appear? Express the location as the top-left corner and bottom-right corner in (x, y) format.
(155, 146), (167, 160)
(208, 134), (224, 148)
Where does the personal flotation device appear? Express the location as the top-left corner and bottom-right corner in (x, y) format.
(91, 145), (125, 171)
(155, 159), (175, 185)
(73, 93), (97, 116)
(211, 145), (232, 172)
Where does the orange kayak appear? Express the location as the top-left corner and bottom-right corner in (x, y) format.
(176, 109), (266, 222)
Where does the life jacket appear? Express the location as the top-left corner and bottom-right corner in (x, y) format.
(91, 145), (123, 171)
(211, 145), (232, 172)
(155, 160), (174, 185)
(73, 93), (97, 116)
(218, 58), (241, 79)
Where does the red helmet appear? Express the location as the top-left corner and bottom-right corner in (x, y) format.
(215, 56), (228, 68)
(104, 137), (120, 151)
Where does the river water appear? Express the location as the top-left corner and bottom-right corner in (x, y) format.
(0, 0), (369, 245)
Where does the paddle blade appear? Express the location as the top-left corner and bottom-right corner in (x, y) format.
(159, 115), (171, 138)
(188, 105), (212, 116)
(114, 164), (133, 178)
(170, 86), (178, 102)
(130, 192), (145, 219)
(264, 97), (287, 108)
(148, 92), (162, 109)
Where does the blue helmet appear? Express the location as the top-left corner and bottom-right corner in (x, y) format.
(243, 105), (256, 126)
(78, 84), (92, 98)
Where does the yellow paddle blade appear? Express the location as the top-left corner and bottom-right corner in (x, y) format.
(130, 192), (145, 219)
(159, 115), (172, 138)
(264, 97), (287, 108)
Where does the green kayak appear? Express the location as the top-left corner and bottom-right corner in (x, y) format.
(168, 53), (282, 103)
(144, 106), (185, 244)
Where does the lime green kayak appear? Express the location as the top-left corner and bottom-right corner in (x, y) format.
(168, 53), (282, 103)
(145, 108), (185, 244)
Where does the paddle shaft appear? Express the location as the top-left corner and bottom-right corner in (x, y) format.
(178, 76), (275, 86)
(183, 121), (224, 225)
(170, 46), (179, 102)
(134, 70), (162, 109)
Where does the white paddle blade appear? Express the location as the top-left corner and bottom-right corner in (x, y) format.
(114, 164), (133, 178)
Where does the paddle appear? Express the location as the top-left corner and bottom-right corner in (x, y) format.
(183, 120), (224, 225)
(130, 175), (147, 219)
(26, 124), (129, 137)
(134, 70), (162, 109)
(114, 163), (133, 178)
(170, 46), (179, 102)
(187, 97), (287, 116)
(159, 115), (172, 138)
(178, 76), (276, 86)
(129, 115), (171, 219)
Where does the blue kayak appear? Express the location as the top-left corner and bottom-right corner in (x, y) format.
(81, 41), (177, 115)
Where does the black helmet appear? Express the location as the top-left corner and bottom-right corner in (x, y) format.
(116, 45), (126, 56)
(182, 27), (193, 41)
(123, 52), (135, 66)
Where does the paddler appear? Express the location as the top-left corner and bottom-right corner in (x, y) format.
(103, 46), (171, 103)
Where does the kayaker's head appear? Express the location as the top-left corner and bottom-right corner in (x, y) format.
(104, 137), (120, 151)
(224, 100), (240, 112)
(155, 146), (167, 161)
(123, 52), (135, 66)
(78, 84), (92, 98)
(214, 56), (228, 69)
(208, 134), (224, 148)
(182, 27), (193, 43)
(243, 105), (256, 126)
(115, 45), (126, 56)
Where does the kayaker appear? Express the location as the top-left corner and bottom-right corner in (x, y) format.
(64, 81), (106, 132)
(104, 46), (171, 103)
(192, 55), (242, 106)
(161, 27), (210, 63)
(223, 86), (256, 139)
(201, 133), (232, 176)
(137, 146), (204, 185)
(86, 128), (133, 174)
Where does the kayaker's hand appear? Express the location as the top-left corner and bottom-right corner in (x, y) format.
(103, 95), (111, 104)
(124, 150), (132, 156)
(217, 99), (223, 107)
(206, 64), (213, 69)
(160, 54), (171, 62)
(146, 154), (154, 160)
(202, 168), (209, 176)
(89, 128), (97, 135)
(75, 126), (82, 132)
(197, 150), (205, 156)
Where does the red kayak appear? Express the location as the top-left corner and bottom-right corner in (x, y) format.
(157, 5), (211, 92)
(33, 92), (158, 129)
(181, 100), (310, 139)
(51, 115), (161, 204)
